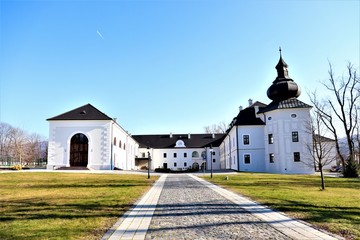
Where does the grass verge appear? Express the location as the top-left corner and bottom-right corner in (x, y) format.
(0, 172), (158, 240)
(204, 173), (360, 240)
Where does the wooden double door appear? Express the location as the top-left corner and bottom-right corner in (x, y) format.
(70, 133), (88, 167)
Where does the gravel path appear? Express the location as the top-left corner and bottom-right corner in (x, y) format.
(145, 174), (290, 240)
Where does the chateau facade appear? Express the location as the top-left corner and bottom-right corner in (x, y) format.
(47, 52), (314, 174)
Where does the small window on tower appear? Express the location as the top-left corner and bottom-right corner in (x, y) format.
(268, 134), (273, 144)
(269, 153), (274, 163)
(243, 135), (250, 145)
(294, 152), (301, 162)
(292, 132), (299, 142)
(244, 154), (251, 164)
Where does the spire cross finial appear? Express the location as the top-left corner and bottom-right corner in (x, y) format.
(279, 46), (282, 56)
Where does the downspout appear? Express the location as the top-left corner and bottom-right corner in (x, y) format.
(110, 122), (114, 170)
(228, 135), (231, 169)
(126, 134), (129, 170)
(236, 125), (240, 172)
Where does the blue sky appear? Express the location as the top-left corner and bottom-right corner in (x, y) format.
(0, 0), (359, 138)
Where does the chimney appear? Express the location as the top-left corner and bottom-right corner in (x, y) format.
(248, 98), (253, 106)
(170, 132), (173, 138)
(239, 106), (243, 112)
(188, 133), (191, 139)
(113, 118), (117, 122)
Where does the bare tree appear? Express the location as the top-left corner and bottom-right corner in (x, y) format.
(8, 127), (27, 165)
(25, 133), (42, 164)
(0, 122), (12, 164)
(311, 62), (359, 177)
(0, 122), (48, 167)
(204, 121), (228, 133)
(306, 104), (337, 190)
(217, 121), (228, 133)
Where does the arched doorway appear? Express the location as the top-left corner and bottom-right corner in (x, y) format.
(70, 133), (88, 167)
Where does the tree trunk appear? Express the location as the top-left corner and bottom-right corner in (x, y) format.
(319, 165), (325, 190)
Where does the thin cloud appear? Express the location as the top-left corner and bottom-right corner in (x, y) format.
(97, 30), (104, 40)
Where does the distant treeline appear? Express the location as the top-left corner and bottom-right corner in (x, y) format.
(0, 122), (47, 167)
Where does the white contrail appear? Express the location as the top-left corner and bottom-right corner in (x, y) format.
(97, 30), (104, 40)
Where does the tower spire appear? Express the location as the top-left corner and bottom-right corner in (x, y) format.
(266, 48), (301, 101)
(275, 47), (288, 79)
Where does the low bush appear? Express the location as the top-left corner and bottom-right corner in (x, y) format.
(154, 168), (171, 173)
(11, 164), (22, 170)
(140, 166), (148, 170)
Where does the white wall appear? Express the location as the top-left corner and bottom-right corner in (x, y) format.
(47, 120), (137, 170)
(111, 123), (138, 170)
(47, 120), (112, 170)
(263, 108), (314, 174)
(220, 134), (233, 170)
(139, 147), (221, 170)
(237, 125), (266, 172)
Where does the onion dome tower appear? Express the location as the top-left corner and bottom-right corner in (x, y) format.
(267, 48), (301, 101)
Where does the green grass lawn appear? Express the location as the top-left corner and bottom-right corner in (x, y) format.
(0, 172), (158, 240)
(204, 173), (360, 240)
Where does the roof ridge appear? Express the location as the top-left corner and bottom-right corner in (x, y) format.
(47, 103), (113, 121)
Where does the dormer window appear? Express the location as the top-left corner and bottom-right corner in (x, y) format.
(175, 140), (185, 148)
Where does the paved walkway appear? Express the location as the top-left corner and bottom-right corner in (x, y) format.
(104, 174), (341, 240)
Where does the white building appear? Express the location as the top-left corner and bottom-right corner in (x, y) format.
(219, 51), (314, 174)
(132, 133), (224, 171)
(47, 50), (316, 174)
(47, 104), (138, 170)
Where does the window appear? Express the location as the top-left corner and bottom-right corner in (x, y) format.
(268, 134), (273, 144)
(213, 159), (216, 163)
(123, 144), (126, 150)
(212, 151), (215, 155)
(174, 153), (177, 158)
(119, 140), (122, 148)
(292, 131), (299, 142)
(192, 151), (199, 158)
(142, 152), (145, 158)
(113, 137), (117, 145)
(163, 153), (167, 158)
(184, 162), (187, 167)
(184, 153), (187, 158)
(294, 152), (301, 162)
(174, 162), (177, 167)
(269, 153), (274, 163)
(244, 154), (251, 164)
(243, 135), (250, 145)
